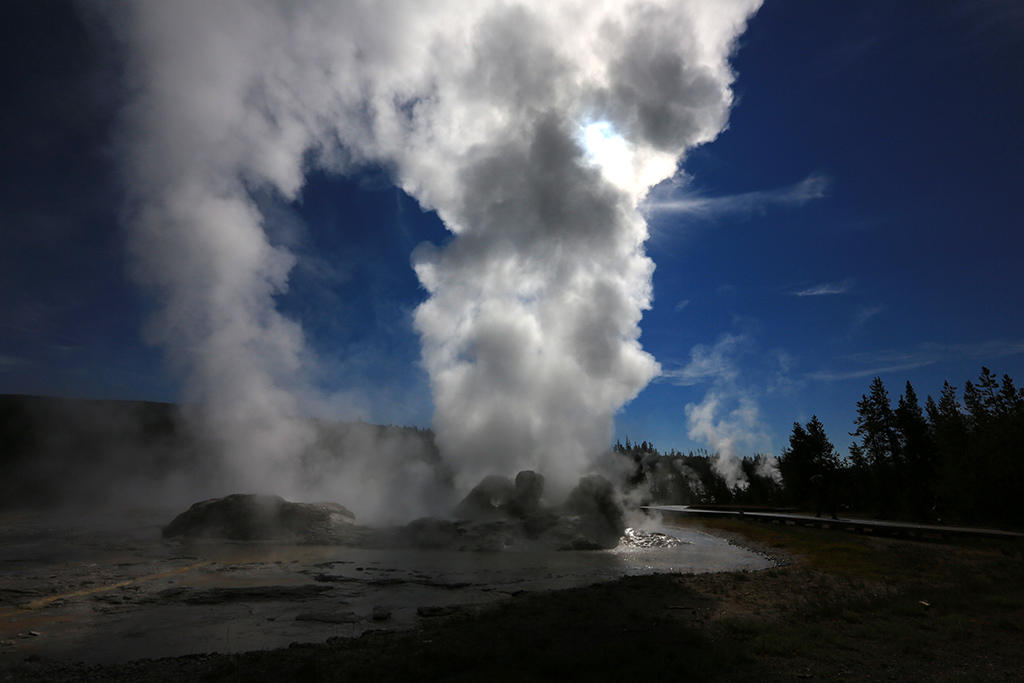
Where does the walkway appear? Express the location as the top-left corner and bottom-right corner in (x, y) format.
(645, 505), (1024, 541)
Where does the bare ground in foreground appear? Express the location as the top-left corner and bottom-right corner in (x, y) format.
(4, 517), (1023, 683)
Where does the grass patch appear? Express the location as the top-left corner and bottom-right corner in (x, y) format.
(673, 517), (1024, 680)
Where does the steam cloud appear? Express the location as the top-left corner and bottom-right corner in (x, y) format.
(96, 0), (761, 513)
(665, 333), (777, 488)
(685, 389), (774, 488)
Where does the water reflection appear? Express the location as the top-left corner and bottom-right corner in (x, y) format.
(1, 514), (773, 665)
(182, 524), (773, 591)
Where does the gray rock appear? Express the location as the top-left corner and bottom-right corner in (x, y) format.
(521, 510), (560, 538)
(565, 474), (624, 528)
(441, 472), (627, 551)
(546, 474), (626, 549)
(161, 493), (356, 543)
(451, 475), (516, 521)
(509, 470), (545, 517)
(457, 519), (518, 551)
(542, 516), (615, 550)
(157, 475), (626, 554)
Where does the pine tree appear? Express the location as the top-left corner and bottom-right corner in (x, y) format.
(850, 377), (900, 515)
(895, 381), (936, 520)
(927, 381), (967, 522)
(779, 415), (839, 508)
(960, 368), (1024, 525)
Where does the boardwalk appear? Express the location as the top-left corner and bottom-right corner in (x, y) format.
(645, 505), (1024, 541)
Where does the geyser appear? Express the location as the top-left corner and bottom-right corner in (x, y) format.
(97, 0), (762, 512)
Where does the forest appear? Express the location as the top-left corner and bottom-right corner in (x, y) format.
(615, 367), (1024, 530)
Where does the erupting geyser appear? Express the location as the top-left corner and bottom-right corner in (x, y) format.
(97, 0), (762, 515)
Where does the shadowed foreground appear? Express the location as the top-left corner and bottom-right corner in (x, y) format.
(5, 518), (1022, 682)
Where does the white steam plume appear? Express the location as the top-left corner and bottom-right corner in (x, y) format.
(668, 333), (775, 488)
(685, 389), (771, 489)
(97, 0), (761, 507)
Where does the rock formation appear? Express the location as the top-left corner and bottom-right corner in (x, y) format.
(163, 472), (627, 551)
(162, 493), (359, 544)
(396, 470), (625, 551)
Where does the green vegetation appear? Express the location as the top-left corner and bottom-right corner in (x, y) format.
(689, 518), (1024, 680)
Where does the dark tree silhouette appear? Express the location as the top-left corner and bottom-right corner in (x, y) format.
(778, 415), (839, 509)
(895, 381), (937, 521)
(849, 377), (901, 515)
(843, 369), (1024, 527)
(926, 381), (967, 520)
(612, 367), (1023, 528)
(951, 368), (1024, 525)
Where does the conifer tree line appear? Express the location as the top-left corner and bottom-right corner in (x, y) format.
(615, 367), (1024, 529)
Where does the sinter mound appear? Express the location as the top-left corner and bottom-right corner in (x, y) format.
(403, 471), (626, 550)
(162, 472), (626, 550)
(162, 493), (357, 544)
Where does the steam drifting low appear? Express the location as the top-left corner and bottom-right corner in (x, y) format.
(97, 0), (762, 516)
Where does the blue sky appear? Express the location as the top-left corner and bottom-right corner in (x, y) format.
(2, 0), (1022, 460)
(621, 0), (1024, 454)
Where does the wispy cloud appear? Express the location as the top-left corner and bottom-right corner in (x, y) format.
(643, 172), (829, 218)
(659, 331), (774, 486)
(673, 299), (690, 313)
(685, 388), (773, 488)
(824, 36), (879, 74)
(0, 354), (29, 369)
(950, 0), (1024, 54)
(766, 348), (802, 396)
(658, 333), (746, 386)
(850, 304), (884, 332)
(808, 340), (1024, 381)
(790, 280), (853, 297)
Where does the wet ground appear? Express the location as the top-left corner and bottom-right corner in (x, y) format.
(0, 509), (773, 665)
